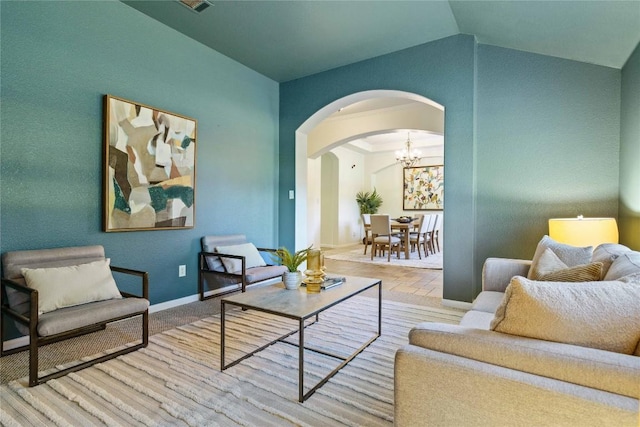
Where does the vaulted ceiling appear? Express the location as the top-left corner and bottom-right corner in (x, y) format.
(124, 0), (640, 82)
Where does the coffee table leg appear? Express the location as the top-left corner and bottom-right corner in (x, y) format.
(299, 318), (305, 402)
(220, 301), (226, 370)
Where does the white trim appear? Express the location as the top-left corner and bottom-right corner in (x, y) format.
(148, 295), (200, 314)
(441, 299), (472, 311)
(3, 336), (29, 352)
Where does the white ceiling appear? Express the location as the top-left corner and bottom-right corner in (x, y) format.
(124, 0), (640, 82)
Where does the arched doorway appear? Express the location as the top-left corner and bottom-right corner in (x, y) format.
(295, 90), (444, 252)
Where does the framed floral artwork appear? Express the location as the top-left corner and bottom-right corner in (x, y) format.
(103, 95), (197, 232)
(403, 165), (444, 210)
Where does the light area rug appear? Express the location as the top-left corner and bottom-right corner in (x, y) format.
(325, 248), (443, 270)
(0, 297), (462, 427)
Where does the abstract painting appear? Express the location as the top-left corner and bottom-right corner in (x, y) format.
(103, 95), (197, 231)
(403, 165), (444, 210)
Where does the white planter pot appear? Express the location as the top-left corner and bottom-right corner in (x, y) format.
(282, 271), (302, 290)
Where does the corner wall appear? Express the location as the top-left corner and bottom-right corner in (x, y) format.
(475, 44), (621, 279)
(281, 36), (623, 303)
(620, 43), (640, 250)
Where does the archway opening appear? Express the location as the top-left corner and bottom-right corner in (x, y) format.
(295, 89), (445, 266)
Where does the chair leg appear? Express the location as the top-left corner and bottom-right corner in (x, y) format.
(416, 241), (422, 259)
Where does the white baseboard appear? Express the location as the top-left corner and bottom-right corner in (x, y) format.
(442, 299), (472, 310)
(148, 295), (200, 314)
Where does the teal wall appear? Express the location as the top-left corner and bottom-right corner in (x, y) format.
(0, 2), (279, 311)
(620, 43), (640, 250)
(280, 36), (623, 301)
(475, 45), (621, 282)
(280, 35), (477, 302)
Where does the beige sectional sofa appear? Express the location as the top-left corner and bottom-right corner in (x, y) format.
(395, 241), (640, 426)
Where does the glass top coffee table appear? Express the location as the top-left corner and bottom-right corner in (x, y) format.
(220, 275), (382, 402)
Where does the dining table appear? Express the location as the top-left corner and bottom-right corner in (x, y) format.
(390, 219), (418, 259)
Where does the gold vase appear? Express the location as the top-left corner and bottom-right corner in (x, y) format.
(304, 249), (325, 293)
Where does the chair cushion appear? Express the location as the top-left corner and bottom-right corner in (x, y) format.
(527, 236), (593, 280)
(37, 297), (149, 336)
(490, 276), (640, 354)
(245, 265), (288, 283)
(21, 259), (122, 314)
(215, 243), (267, 273)
(373, 236), (401, 244)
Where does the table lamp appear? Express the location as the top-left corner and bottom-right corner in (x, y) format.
(548, 216), (619, 247)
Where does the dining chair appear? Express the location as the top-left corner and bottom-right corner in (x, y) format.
(361, 214), (372, 255)
(409, 214), (432, 259)
(370, 214), (402, 261)
(433, 213), (442, 252)
(427, 214), (439, 255)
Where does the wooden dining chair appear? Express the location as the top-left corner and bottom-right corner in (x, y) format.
(370, 214), (402, 261)
(433, 213), (442, 252)
(427, 214), (439, 255)
(361, 214), (372, 255)
(409, 214), (432, 259)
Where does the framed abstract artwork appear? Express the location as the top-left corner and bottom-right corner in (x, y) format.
(403, 165), (444, 210)
(103, 95), (197, 232)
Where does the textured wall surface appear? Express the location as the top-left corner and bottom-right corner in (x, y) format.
(280, 35), (477, 302)
(475, 44), (621, 279)
(620, 43), (640, 250)
(0, 2), (279, 314)
(281, 37), (623, 301)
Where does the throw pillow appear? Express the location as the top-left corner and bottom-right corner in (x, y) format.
(603, 251), (640, 281)
(537, 262), (603, 282)
(529, 247), (602, 282)
(490, 276), (640, 354)
(215, 243), (266, 273)
(527, 235), (593, 280)
(21, 259), (122, 314)
(592, 243), (631, 279)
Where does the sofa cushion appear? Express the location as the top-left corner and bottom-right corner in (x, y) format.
(490, 276), (640, 354)
(21, 259), (122, 314)
(215, 243), (267, 273)
(37, 297), (149, 336)
(527, 236), (593, 280)
(592, 243), (632, 278)
(470, 291), (505, 314)
(459, 310), (494, 330)
(603, 251), (640, 281)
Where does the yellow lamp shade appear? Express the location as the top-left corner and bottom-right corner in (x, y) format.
(548, 217), (619, 247)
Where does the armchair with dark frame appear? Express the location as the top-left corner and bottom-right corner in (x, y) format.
(0, 245), (149, 387)
(198, 234), (288, 300)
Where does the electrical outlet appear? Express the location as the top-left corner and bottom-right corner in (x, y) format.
(178, 265), (186, 277)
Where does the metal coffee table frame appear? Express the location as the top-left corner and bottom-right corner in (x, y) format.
(220, 277), (382, 402)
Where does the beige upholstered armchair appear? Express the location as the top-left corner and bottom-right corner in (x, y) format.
(1, 245), (149, 386)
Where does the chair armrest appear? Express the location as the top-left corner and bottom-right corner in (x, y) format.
(1, 278), (37, 328)
(482, 257), (532, 292)
(110, 266), (149, 300)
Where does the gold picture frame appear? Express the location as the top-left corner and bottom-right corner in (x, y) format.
(103, 95), (197, 232)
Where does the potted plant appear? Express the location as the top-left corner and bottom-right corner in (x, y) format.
(356, 188), (383, 214)
(272, 245), (312, 290)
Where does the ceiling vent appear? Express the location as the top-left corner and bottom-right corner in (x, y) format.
(178, 0), (212, 13)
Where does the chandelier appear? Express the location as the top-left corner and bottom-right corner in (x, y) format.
(395, 132), (422, 167)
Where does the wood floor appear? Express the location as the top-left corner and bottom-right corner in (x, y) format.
(323, 244), (446, 309)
